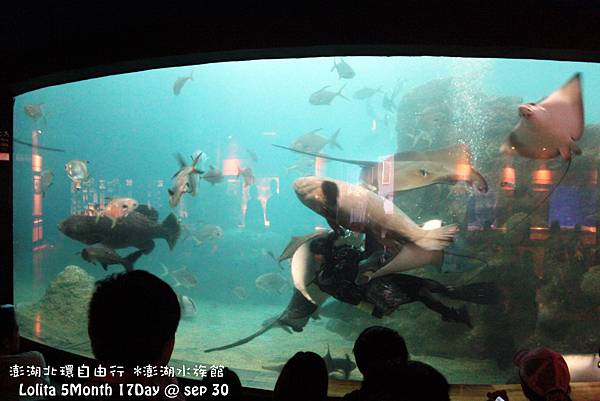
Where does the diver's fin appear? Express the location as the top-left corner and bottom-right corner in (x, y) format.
(121, 250), (144, 272)
(162, 213), (181, 250)
(445, 282), (500, 305)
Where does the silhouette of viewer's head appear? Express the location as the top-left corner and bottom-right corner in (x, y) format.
(88, 270), (181, 368)
(0, 304), (19, 355)
(274, 351), (328, 401)
(353, 326), (409, 378)
(402, 360), (450, 401)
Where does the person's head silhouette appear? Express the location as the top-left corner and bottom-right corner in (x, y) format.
(88, 270), (181, 368)
(274, 351), (328, 401)
(353, 325), (409, 380)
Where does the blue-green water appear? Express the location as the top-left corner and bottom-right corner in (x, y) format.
(12, 56), (600, 389)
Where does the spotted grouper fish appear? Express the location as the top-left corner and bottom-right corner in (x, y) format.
(58, 205), (180, 254)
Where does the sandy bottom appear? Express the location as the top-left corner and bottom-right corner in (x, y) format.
(18, 298), (511, 391)
(171, 301), (510, 389)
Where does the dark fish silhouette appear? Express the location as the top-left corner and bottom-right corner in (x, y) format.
(353, 87), (382, 100)
(246, 148), (258, 162)
(173, 70), (194, 95)
(262, 345), (356, 379)
(309, 85), (349, 105)
(202, 166), (224, 185)
(58, 205), (180, 254)
(331, 57), (355, 79)
(80, 244), (143, 272)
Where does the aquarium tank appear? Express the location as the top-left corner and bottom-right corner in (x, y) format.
(12, 56), (600, 390)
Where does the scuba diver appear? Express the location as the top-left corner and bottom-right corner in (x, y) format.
(308, 232), (499, 326)
(205, 231), (499, 353)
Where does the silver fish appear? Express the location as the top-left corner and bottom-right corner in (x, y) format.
(168, 153), (204, 207)
(255, 273), (289, 294)
(290, 128), (342, 153)
(160, 263), (199, 288)
(39, 170), (54, 197)
(80, 243), (143, 272)
(65, 160), (90, 190)
(331, 57), (355, 79)
(24, 103), (48, 127)
(353, 87), (382, 100)
(309, 85), (349, 106)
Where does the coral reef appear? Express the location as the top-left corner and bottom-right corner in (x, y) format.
(17, 265), (94, 350)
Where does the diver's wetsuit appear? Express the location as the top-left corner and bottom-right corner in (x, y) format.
(317, 243), (471, 325)
(316, 244), (365, 306)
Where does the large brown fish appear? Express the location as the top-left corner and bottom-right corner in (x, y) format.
(293, 177), (458, 252)
(500, 73), (584, 161)
(58, 205), (180, 254)
(274, 144), (487, 193)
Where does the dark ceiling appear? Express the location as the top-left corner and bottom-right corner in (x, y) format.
(1, 2), (599, 94)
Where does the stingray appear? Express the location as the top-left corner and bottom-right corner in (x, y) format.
(500, 73), (584, 228)
(273, 143), (488, 193)
(500, 73), (584, 161)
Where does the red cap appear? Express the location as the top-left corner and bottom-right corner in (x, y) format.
(513, 348), (571, 397)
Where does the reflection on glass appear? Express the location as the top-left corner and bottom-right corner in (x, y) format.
(11, 56), (600, 390)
